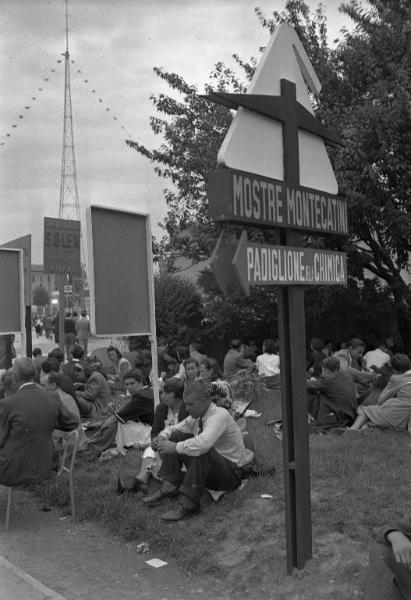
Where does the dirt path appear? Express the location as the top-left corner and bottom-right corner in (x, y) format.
(0, 487), (232, 600)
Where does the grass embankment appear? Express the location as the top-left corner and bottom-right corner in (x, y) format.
(47, 384), (410, 599)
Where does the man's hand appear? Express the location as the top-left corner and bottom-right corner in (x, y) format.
(151, 436), (160, 451)
(157, 438), (177, 455)
(101, 415), (117, 429)
(387, 531), (411, 569)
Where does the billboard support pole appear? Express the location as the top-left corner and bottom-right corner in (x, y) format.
(59, 274), (65, 356)
(25, 306), (32, 357)
(146, 215), (160, 407)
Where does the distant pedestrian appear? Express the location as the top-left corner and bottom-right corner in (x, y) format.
(64, 313), (77, 359)
(43, 313), (53, 340)
(52, 312), (59, 344)
(76, 310), (91, 356)
(35, 316), (43, 338)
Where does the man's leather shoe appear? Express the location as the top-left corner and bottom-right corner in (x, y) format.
(117, 476), (148, 495)
(142, 484), (178, 506)
(161, 502), (200, 522)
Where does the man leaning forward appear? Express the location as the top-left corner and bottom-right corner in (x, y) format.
(143, 379), (253, 521)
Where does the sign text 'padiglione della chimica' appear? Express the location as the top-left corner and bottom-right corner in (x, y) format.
(232, 231), (347, 295)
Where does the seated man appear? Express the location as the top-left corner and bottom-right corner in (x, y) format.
(364, 520), (411, 600)
(0, 358), (78, 487)
(32, 347), (46, 377)
(61, 345), (85, 382)
(40, 357), (78, 405)
(223, 339), (255, 381)
(307, 356), (375, 428)
(306, 337), (326, 378)
(333, 337), (367, 371)
(44, 371), (87, 451)
(143, 379), (253, 521)
(86, 369), (154, 456)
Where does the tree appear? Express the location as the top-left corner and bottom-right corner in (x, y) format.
(154, 273), (203, 347)
(273, 0), (411, 346)
(128, 0), (411, 348)
(197, 267), (278, 355)
(32, 285), (50, 307)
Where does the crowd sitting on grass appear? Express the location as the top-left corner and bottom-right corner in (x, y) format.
(0, 333), (411, 599)
(0, 333), (410, 517)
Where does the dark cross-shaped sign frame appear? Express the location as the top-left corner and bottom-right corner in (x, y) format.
(205, 79), (344, 572)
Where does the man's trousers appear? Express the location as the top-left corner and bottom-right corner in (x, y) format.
(159, 431), (242, 505)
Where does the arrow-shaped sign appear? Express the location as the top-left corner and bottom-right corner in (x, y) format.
(232, 231), (347, 295)
(210, 231), (239, 295)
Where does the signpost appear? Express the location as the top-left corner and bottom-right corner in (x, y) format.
(205, 23), (347, 572)
(43, 217), (81, 354)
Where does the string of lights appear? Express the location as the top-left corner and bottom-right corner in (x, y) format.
(1, 57), (133, 147)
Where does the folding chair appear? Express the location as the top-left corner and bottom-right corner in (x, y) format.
(54, 428), (79, 523)
(4, 429), (79, 532)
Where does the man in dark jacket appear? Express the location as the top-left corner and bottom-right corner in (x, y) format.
(306, 356), (374, 427)
(86, 369), (154, 456)
(0, 358), (79, 487)
(364, 521), (411, 600)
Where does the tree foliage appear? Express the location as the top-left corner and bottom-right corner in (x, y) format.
(154, 273), (203, 346)
(129, 0), (411, 348)
(32, 285), (50, 307)
(197, 267), (278, 350)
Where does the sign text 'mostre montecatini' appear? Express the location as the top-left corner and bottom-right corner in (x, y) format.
(208, 168), (348, 235)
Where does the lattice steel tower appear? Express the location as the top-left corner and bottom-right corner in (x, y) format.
(58, 0), (87, 286)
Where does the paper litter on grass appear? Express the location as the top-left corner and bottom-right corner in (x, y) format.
(260, 494), (273, 499)
(146, 558), (168, 568)
(206, 489), (226, 501)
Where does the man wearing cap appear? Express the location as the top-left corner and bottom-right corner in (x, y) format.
(143, 379), (252, 521)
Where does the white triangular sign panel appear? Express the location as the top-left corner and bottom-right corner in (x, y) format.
(217, 23), (338, 195)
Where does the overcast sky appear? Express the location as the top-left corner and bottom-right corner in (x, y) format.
(0, 0), (353, 263)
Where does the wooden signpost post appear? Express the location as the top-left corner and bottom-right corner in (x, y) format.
(205, 24), (347, 572)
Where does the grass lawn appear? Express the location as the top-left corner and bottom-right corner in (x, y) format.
(46, 385), (410, 599)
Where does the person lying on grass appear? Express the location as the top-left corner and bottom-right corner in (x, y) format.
(85, 368), (154, 457)
(142, 378), (254, 522)
(349, 353), (411, 432)
(364, 520), (411, 600)
(117, 377), (188, 494)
